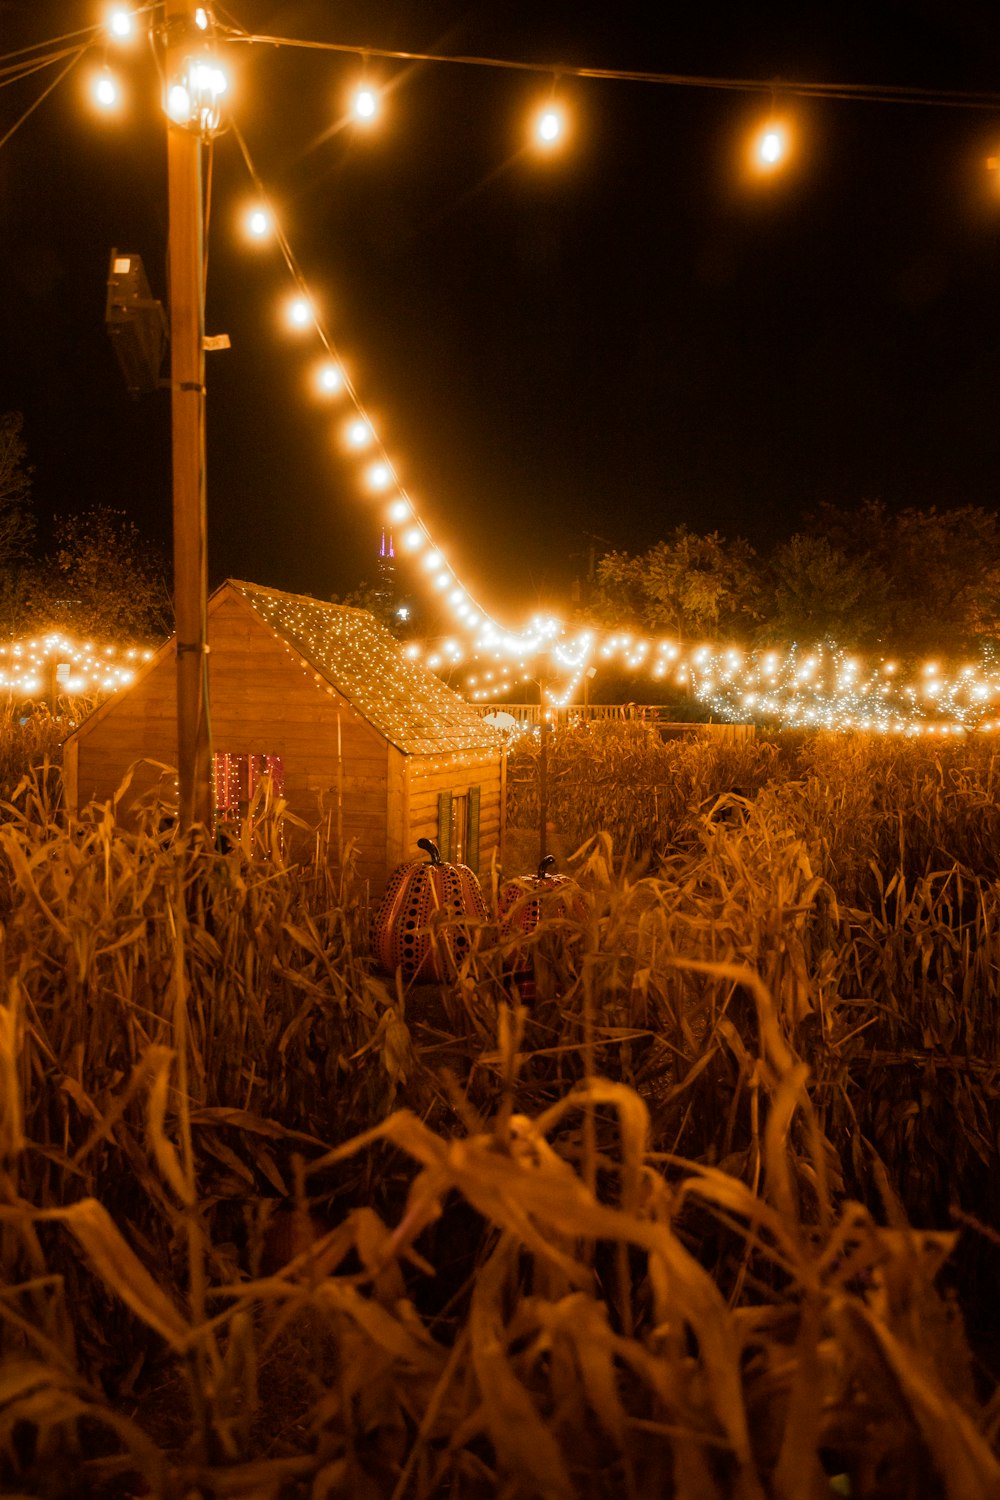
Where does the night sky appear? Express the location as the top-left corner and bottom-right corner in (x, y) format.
(3, 1), (1000, 624)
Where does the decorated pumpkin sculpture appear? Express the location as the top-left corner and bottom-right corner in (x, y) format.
(498, 855), (590, 998)
(372, 837), (488, 982)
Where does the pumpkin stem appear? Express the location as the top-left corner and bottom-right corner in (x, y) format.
(417, 838), (441, 865)
(537, 854), (556, 878)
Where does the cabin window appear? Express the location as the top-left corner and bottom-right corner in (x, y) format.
(213, 753), (284, 829)
(437, 786), (481, 871)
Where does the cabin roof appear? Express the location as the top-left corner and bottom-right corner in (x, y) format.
(231, 580), (498, 756)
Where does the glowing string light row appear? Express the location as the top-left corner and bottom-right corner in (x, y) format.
(0, 632), (153, 699)
(229, 121), (1000, 735)
(65, 9), (1000, 733)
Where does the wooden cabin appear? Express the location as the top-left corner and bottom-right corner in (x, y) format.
(63, 580), (505, 891)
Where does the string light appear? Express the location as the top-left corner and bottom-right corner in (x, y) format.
(350, 82), (380, 124)
(93, 67), (120, 110)
(753, 120), (789, 170)
(316, 359), (343, 394)
(197, 48), (1000, 732)
(0, 631), (153, 700)
(365, 460), (391, 491)
(165, 56), (229, 134)
(534, 102), (567, 149)
(286, 294), (312, 328)
(107, 9), (135, 42)
(246, 205), (271, 239)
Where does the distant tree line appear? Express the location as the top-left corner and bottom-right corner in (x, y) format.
(0, 411), (172, 643)
(586, 502), (1000, 657)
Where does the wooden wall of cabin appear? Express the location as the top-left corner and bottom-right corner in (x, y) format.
(70, 592), (393, 888)
(402, 749), (504, 874)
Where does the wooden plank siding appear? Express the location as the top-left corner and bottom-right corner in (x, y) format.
(404, 753), (503, 869)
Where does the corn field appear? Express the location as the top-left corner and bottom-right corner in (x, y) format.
(1, 724), (999, 1498)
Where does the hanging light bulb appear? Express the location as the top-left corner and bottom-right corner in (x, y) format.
(286, 295), (312, 329)
(351, 83), (380, 124)
(246, 205), (271, 239)
(316, 360), (343, 394)
(365, 461), (392, 491)
(533, 99), (567, 150)
(165, 55), (228, 135)
(751, 118), (791, 172)
(107, 8), (134, 40)
(93, 67), (121, 110)
(346, 418), (374, 449)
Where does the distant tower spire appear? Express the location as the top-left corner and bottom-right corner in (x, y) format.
(376, 523), (397, 610)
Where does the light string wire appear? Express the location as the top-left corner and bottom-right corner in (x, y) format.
(230, 119), (526, 649)
(0, 46), (87, 85)
(221, 24), (1000, 111)
(0, 45), (88, 154)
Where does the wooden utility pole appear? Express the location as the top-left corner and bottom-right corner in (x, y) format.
(165, 0), (213, 829)
(537, 676), (549, 863)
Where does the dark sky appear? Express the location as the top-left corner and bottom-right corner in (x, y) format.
(3, 1), (1000, 622)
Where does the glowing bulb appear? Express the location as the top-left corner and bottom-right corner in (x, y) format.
(352, 85), (379, 123)
(346, 418), (374, 449)
(316, 360), (343, 394)
(190, 61), (227, 98)
(287, 296), (311, 328)
(535, 105), (565, 147)
(194, 5), (209, 27)
(424, 551), (443, 570)
(107, 8), (134, 40)
(247, 207), (271, 239)
(167, 82), (191, 122)
(403, 528), (424, 550)
(760, 131), (781, 163)
(366, 461), (391, 491)
(94, 69), (120, 109)
(753, 121), (790, 172)
(389, 500), (410, 523)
